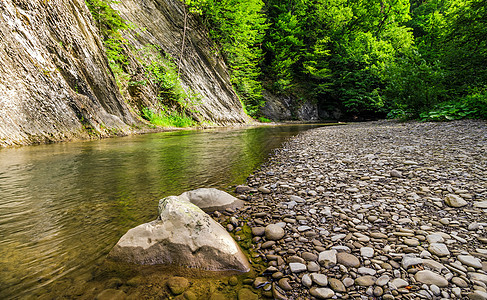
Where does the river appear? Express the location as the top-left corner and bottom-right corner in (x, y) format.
(0, 124), (324, 299)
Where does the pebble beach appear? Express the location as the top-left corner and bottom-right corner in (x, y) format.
(229, 120), (487, 299)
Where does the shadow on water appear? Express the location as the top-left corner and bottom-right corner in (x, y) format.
(0, 124), (326, 299)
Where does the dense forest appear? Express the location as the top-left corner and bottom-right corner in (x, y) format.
(186, 0), (486, 121)
(91, 0), (486, 121)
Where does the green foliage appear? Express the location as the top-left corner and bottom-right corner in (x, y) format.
(86, 0), (130, 91)
(257, 117), (271, 123)
(383, 54), (447, 115)
(185, 0), (267, 116)
(85, 0), (486, 122)
(141, 107), (195, 128)
(136, 45), (201, 110)
(419, 102), (476, 121)
(85, 0), (128, 38)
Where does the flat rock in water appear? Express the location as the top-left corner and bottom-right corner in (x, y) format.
(179, 188), (245, 212)
(108, 196), (250, 272)
(238, 288), (258, 300)
(167, 277), (189, 295)
(96, 289), (127, 300)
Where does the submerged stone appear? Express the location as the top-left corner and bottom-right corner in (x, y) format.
(108, 196), (250, 272)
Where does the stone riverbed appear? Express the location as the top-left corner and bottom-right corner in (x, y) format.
(221, 120), (487, 299)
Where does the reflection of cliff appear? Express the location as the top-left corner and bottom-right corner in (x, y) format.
(0, 0), (248, 147)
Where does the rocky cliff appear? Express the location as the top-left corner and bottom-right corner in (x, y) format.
(112, 0), (250, 125)
(0, 0), (136, 147)
(0, 0), (248, 147)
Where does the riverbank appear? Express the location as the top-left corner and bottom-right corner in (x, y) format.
(227, 120), (487, 299)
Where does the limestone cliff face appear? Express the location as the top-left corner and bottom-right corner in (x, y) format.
(111, 0), (249, 125)
(0, 0), (136, 147)
(0, 0), (249, 147)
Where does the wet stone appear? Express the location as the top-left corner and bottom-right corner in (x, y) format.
(167, 277), (189, 295)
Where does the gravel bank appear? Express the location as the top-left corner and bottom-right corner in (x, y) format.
(230, 120), (487, 299)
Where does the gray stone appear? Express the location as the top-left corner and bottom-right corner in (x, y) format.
(426, 234), (444, 244)
(108, 196), (250, 272)
(358, 267), (376, 276)
(459, 255), (483, 269)
(469, 290), (487, 300)
(430, 284), (441, 296)
(429, 243), (450, 257)
(289, 262), (307, 273)
(265, 224), (285, 241)
(309, 287), (335, 299)
(376, 275), (390, 286)
(391, 278), (408, 289)
(343, 277), (354, 288)
(445, 194), (468, 207)
(289, 195), (306, 203)
(474, 201), (487, 209)
(402, 254), (423, 269)
(390, 170), (402, 177)
(415, 270), (448, 287)
(307, 261), (321, 272)
(311, 273), (328, 286)
(423, 259), (446, 272)
(179, 188), (245, 212)
(360, 247), (374, 258)
(235, 185), (252, 194)
(319, 250), (337, 267)
(469, 273), (487, 285)
(302, 274), (312, 287)
(252, 227), (265, 236)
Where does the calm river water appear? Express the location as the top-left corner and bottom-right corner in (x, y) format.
(0, 124), (323, 299)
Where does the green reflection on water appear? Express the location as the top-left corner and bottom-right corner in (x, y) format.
(0, 124), (325, 299)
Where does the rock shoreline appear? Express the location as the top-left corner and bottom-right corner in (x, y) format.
(224, 120), (487, 299)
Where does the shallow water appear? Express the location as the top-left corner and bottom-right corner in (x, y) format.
(0, 124), (323, 299)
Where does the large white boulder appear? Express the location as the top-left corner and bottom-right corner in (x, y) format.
(179, 188), (245, 212)
(108, 196), (250, 272)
